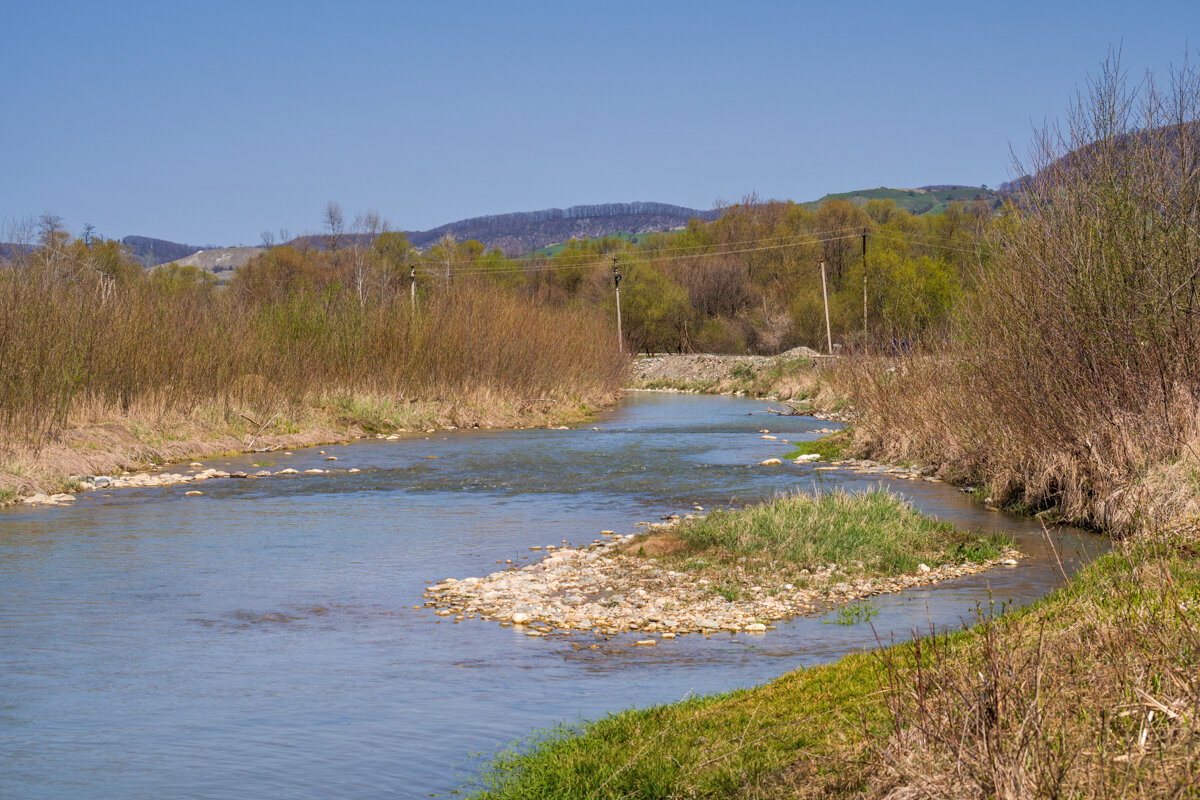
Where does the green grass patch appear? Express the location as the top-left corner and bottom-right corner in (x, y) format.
(667, 489), (1007, 581)
(784, 428), (851, 461)
(826, 600), (879, 625)
(470, 646), (893, 799)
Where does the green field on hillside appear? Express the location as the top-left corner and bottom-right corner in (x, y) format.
(805, 185), (1002, 215)
(525, 230), (643, 257)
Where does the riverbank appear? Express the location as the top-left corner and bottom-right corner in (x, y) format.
(629, 349), (847, 417)
(424, 490), (1016, 639)
(1, 391), (615, 507)
(470, 535), (1198, 799)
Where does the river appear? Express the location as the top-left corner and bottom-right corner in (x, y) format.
(0, 393), (1101, 799)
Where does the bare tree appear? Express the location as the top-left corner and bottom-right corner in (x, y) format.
(4, 216), (36, 268)
(324, 202), (345, 254)
(349, 210), (386, 305)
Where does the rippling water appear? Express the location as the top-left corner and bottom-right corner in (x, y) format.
(0, 393), (1102, 799)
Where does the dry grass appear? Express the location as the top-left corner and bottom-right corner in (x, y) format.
(0, 266), (627, 497)
(619, 531), (688, 557)
(857, 540), (1200, 800)
(829, 58), (1200, 535)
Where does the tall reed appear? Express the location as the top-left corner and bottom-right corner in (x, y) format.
(0, 268), (626, 449)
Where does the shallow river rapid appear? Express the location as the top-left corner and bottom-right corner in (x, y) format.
(0, 393), (1102, 799)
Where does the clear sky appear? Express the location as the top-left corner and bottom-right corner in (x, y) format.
(2, 1), (1196, 245)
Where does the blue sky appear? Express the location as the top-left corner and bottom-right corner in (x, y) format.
(2, 1), (1195, 245)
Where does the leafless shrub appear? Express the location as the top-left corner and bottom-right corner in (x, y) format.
(832, 53), (1200, 534)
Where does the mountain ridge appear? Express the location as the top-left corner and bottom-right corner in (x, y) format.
(2, 188), (1001, 269)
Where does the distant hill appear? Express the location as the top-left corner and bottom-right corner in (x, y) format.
(292, 202), (718, 256)
(169, 246), (265, 277)
(121, 236), (218, 268)
(62, 188), (999, 275)
(401, 202), (719, 255)
(804, 185), (1004, 215)
(0, 243), (35, 263)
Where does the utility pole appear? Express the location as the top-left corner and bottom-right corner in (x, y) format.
(820, 260), (833, 355)
(410, 264), (417, 310)
(612, 255), (623, 353)
(862, 229), (868, 331)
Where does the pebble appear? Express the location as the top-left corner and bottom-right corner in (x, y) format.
(421, 524), (1024, 641)
(759, 458), (782, 466)
(184, 491), (203, 496)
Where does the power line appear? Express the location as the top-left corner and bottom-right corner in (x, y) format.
(415, 225), (872, 268)
(868, 230), (987, 255)
(415, 232), (866, 276)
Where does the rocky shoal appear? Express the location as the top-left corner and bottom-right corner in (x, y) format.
(19, 460), (365, 506)
(422, 521), (1022, 640)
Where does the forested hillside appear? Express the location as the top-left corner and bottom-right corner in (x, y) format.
(121, 235), (214, 267)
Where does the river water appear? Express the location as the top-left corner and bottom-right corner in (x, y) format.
(0, 393), (1102, 799)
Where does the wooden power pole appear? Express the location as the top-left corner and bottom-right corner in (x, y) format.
(862, 230), (868, 331)
(410, 264), (417, 310)
(820, 260), (833, 355)
(612, 255), (623, 353)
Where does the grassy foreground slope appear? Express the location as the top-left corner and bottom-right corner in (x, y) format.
(472, 541), (1200, 799)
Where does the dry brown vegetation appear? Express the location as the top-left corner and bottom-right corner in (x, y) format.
(0, 237), (626, 499)
(860, 541), (1200, 800)
(831, 57), (1200, 536)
